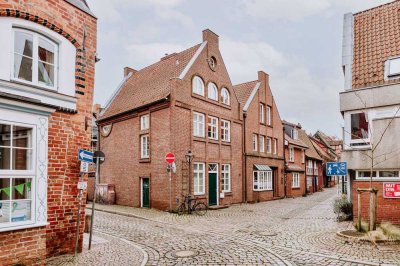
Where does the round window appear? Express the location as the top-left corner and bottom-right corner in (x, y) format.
(209, 56), (217, 70)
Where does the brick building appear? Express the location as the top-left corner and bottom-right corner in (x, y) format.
(340, 1), (400, 224)
(0, 0), (97, 264)
(233, 72), (285, 203)
(282, 121), (308, 198)
(98, 30), (243, 210)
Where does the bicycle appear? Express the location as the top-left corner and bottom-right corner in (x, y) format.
(177, 195), (207, 216)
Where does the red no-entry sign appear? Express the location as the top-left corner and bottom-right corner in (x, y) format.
(165, 153), (175, 164)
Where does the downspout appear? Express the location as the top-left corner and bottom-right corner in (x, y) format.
(283, 127), (286, 198)
(243, 112), (247, 203)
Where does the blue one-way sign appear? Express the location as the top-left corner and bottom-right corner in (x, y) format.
(78, 149), (93, 163)
(326, 162), (347, 176)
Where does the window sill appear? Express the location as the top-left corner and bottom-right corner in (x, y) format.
(253, 189), (273, 192)
(292, 187), (300, 190)
(209, 139), (219, 144)
(11, 78), (57, 92)
(0, 221), (48, 233)
(221, 141), (231, 146)
(193, 136), (206, 142)
(140, 129), (150, 134)
(139, 158), (151, 163)
(194, 193), (205, 196)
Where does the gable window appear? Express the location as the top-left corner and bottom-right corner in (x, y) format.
(208, 116), (218, 140)
(266, 106), (271, 126)
(193, 112), (205, 138)
(221, 120), (231, 142)
(260, 103), (265, 124)
(140, 135), (150, 159)
(273, 138), (277, 155)
(253, 171), (272, 191)
(252, 134), (258, 152)
(208, 83), (218, 101)
(266, 137), (272, 153)
(289, 147), (294, 162)
(350, 112), (369, 146)
(221, 88), (230, 105)
(221, 164), (231, 192)
(292, 172), (300, 188)
(193, 163), (205, 195)
(259, 135), (265, 153)
(13, 29), (58, 89)
(140, 115), (150, 131)
(192, 76), (204, 96)
(291, 129), (298, 140)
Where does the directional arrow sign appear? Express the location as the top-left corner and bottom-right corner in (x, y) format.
(78, 149), (93, 163)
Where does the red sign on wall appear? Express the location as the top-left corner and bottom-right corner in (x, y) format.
(165, 153), (175, 164)
(383, 183), (400, 198)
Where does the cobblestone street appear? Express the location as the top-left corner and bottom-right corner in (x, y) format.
(49, 187), (400, 265)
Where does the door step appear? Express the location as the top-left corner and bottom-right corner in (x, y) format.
(208, 205), (229, 210)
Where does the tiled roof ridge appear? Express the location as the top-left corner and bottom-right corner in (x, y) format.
(353, 0), (399, 16)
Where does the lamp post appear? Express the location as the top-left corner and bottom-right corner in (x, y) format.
(185, 150), (193, 195)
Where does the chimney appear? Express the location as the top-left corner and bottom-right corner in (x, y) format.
(92, 103), (102, 114)
(161, 52), (177, 61)
(202, 29), (219, 47)
(258, 70), (269, 86)
(124, 67), (137, 77)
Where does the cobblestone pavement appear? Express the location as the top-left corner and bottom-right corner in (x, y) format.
(52, 187), (400, 265)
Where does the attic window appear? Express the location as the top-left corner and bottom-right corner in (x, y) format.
(387, 57), (400, 77)
(209, 56), (217, 71)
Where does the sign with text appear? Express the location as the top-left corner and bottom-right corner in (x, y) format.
(326, 162), (347, 176)
(383, 183), (400, 198)
(78, 149), (93, 163)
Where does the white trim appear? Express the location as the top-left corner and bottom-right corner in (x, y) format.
(193, 162), (205, 196)
(208, 163), (219, 206)
(243, 82), (261, 112)
(179, 41), (207, 80)
(102, 72), (133, 115)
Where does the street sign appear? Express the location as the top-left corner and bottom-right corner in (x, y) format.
(165, 153), (175, 164)
(383, 183), (400, 198)
(326, 162), (347, 176)
(80, 161), (90, 173)
(78, 149), (93, 163)
(94, 150), (106, 164)
(77, 181), (87, 190)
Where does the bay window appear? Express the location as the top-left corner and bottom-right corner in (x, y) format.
(253, 171), (272, 191)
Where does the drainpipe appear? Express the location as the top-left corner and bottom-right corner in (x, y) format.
(283, 126), (286, 198)
(243, 112), (247, 203)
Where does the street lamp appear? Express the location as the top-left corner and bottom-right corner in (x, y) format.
(185, 150), (193, 195)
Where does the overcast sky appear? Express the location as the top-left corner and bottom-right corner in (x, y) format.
(86, 0), (393, 137)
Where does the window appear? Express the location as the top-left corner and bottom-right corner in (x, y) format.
(260, 103), (265, 124)
(292, 172), (300, 188)
(356, 170), (400, 180)
(291, 129), (298, 140)
(221, 88), (230, 105)
(221, 164), (231, 192)
(289, 147), (294, 162)
(301, 150), (305, 163)
(140, 135), (150, 158)
(259, 136), (265, 153)
(208, 116), (218, 140)
(253, 171), (272, 191)
(350, 112), (369, 145)
(194, 163), (205, 195)
(314, 161), (317, 169)
(193, 112), (205, 137)
(221, 120), (230, 142)
(273, 138), (277, 155)
(140, 115), (150, 131)
(0, 124), (34, 228)
(388, 57), (400, 76)
(266, 137), (272, 153)
(266, 106), (271, 126)
(13, 29), (58, 89)
(253, 134), (258, 152)
(307, 160), (313, 175)
(208, 83), (218, 101)
(192, 76), (204, 96)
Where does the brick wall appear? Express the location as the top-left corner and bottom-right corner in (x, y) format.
(284, 146), (306, 198)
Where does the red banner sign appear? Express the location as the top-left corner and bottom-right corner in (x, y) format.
(383, 183), (400, 198)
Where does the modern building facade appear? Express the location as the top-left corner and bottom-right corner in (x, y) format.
(0, 0), (97, 264)
(341, 1), (400, 224)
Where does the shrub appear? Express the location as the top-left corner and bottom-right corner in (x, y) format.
(333, 195), (353, 221)
(380, 222), (400, 240)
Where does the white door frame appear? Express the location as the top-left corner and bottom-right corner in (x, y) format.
(208, 163), (219, 206)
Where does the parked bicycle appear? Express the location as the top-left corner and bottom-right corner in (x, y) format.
(177, 194), (207, 216)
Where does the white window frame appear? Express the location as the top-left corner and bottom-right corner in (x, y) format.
(355, 170), (400, 181)
(207, 116), (218, 140)
(266, 137), (272, 153)
(386, 56), (400, 77)
(193, 112), (205, 138)
(194, 162), (205, 195)
(140, 134), (150, 159)
(260, 103), (265, 124)
(221, 164), (231, 192)
(12, 28), (59, 91)
(273, 138), (277, 155)
(221, 120), (230, 142)
(289, 147), (294, 162)
(307, 160), (313, 175)
(292, 172), (300, 188)
(192, 76), (204, 96)
(301, 150), (305, 163)
(291, 129), (298, 140)
(252, 134), (258, 152)
(253, 171), (273, 191)
(207, 83), (218, 101)
(221, 88), (230, 105)
(259, 135), (265, 153)
(347, 111), (371, 147)
(266, 106), (271, 126)
(140, 114), (150, 131)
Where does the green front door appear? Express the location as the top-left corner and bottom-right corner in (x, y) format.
(208, 172), (217, 206)
(142, 178), (150, 208)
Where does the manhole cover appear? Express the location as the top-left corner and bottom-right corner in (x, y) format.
(166, 250), (198, 259)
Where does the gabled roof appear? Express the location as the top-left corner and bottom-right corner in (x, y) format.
(298, 129), (322, 161)
(100, 43), (202, 120)
(310, 137), (335, 162)
(285, 133), (308, 149)
(65, 0), (95, 17)
(233, 80), (258, 110)
(314, 131), (343, 148)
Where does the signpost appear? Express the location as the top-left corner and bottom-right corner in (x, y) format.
(383, 183), (400, 198)
(326, 162), (347, 176)
(166, 153), (175, 211)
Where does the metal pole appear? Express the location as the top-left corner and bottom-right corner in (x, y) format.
(75, 172), (84, 256)
(88, 156), (100, 250)
(169, 167), (172, 211)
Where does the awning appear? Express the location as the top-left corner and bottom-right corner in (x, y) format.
(254, 164), (272, 171)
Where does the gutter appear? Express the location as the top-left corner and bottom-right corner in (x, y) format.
(243, 112), (247, 203)
(283, 127), (287, 198)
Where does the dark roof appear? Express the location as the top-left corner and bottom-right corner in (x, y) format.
(314, 131), (343, 148)
(232, 80), (258, 108)
(100, 44), (201, 120)
(298, 130), (322, 161)
(64, 0), (95, 17)
(282, 120), (302, 129)
(285, 133), (308, 148)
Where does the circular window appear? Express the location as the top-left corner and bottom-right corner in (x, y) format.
(209, 56), (217, 70)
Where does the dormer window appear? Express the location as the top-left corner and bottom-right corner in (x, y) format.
(291, 129), (298, 140)
(208, 83), (218, 101)
(221, 88), (230, 105)
(13, 29), (58, 90)
(192, 76), (204, 96)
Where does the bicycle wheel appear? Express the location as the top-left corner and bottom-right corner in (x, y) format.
(177, 203), (186, 215)
(193, 202), (207, 216)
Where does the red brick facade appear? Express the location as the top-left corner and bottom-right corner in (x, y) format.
(0, 0), (97, 264)
(284, 139), (307, 198)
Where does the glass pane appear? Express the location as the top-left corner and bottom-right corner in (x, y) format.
(351, 113), (369, 140)
(379, 171), (399, 178)
(0, 201), (10, 223)
(358, 171), (376, 178)
(0, 179), (10, 200)
(12, 126), (32, 148)
(14, 54), (33, 82)
(0, 125), (11, 146)
(14, 32), (33, 57)
(38, 38), (55, 64)
(0, 147), (11, 170)
(11, 178), (32, 200)
(38, 61), (54, 87)
(12, 148), (33, 170)
(11, 200), (31, 222)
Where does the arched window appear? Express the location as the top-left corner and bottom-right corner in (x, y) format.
(221, 88), (230, 105)
(207, 82), (218, 101)
(192, 76), (204, 96)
